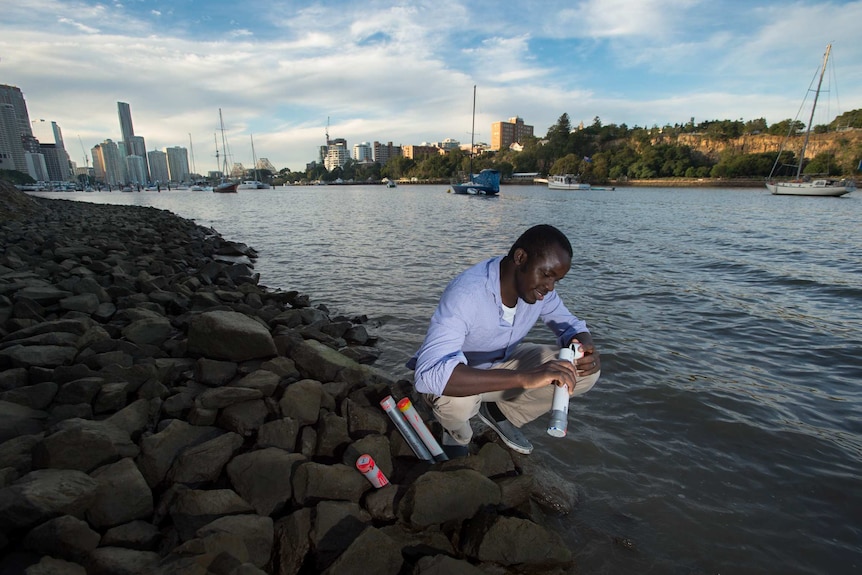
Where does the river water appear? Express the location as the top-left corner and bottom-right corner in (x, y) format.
(35, 185), (861, 574)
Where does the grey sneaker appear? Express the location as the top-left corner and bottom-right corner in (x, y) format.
(477, 403), (533, 454)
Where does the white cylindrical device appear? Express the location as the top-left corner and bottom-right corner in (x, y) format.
(380, 395), (433, 460)
(547, 343), (584, 438)
(356, 454), (389, 488)
(397, 398), (448, 462)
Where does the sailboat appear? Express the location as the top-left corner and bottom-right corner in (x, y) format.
(451, 85), (500, 196)
(237, 134), (270, 189)
(213, 109), (238, 193)
(766, 44), (856, 197)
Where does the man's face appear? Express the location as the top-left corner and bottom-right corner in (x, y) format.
(514, 243), (572, 304)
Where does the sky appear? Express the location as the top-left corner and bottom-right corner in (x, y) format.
(2, 0), (861, 172)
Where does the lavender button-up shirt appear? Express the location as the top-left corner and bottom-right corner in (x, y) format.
(409, 256), (588, 396)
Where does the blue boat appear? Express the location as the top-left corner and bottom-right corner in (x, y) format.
(451, 168), (501, 195)
(450, 85), (500, 196)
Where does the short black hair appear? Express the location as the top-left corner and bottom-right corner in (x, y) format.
(508, 224), (573, 260)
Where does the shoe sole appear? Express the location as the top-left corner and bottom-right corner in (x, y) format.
(477, 410), (533, 454)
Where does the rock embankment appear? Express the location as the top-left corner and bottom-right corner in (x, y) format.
(0, 182), (583, 575)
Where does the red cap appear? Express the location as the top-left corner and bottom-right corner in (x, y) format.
(356, 454), (374, 473)
(397, 397), (412, 412)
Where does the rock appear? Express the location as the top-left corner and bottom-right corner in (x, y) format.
(195, 358), (238, 387)
(278, 379), (323, 426)
(0, 400), (47, 444)
(0, 469), (98, 532)
(195, 514), (274, 569)
(87, 458), (154, 529)
(101, 520), (161, 550)
(226, 448), (305, 516)
(320, 527), (403, 575)
(291, 339), (374, 385)
(197, 387), (263, 410)
(311, 500), (371, 569)
(413, 554), (487, 575)
(24, 556), (87, 575)
(217, 399), (268, 437)
(187, 311), (277, 361)
(22, 514), (100, 561)
(255, 418), (300, 451)
(270, 508), (312, 575)
(292, 462), (369, 505)
(0, 381), (57, 410)
(0, 433), (42, 475)
(31, 423), (120, 472)
(0, 344), (78, 369)
(398, 469), (501, 527)
(233, 369), (280, 396)
(122, 317), (173, 346)
(168, 431), (243, 485)
(170, 488), (254, 542)
(460, 513), (573, 568)
(86, 546), (161, 575)
(136, 420), (222, 488)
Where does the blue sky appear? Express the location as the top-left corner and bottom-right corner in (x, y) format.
(2, 0), (861, 171)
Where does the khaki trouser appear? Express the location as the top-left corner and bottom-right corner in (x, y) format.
(425, 343), (600, 446)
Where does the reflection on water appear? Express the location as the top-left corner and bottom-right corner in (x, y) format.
(35, 186), (862, 574)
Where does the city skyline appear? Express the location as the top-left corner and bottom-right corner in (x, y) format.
(2, 1), (862, 171)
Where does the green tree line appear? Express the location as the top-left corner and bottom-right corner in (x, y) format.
(277, 111), (862, 185)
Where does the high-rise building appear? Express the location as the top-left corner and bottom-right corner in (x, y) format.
(0, 85), (34, 141)
(125, 155), (147, 186)
(353, 142), (373, 163)
(373, 141), (402, 165)
(40, 144), (70, 182)
(491, 116), (534, 151)
(92, 139), (125, 186)
(0, 104), (27, 173)
(148, 150), (169, 184)
(117, 102), (150, 181)
(402, 144), (440, 160)
(324, 138), (349, 171)
(165, 146), (190, 183)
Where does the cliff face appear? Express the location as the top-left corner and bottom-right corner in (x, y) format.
(653, 129), (862, 163)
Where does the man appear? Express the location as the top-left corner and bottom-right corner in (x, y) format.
(409, 224), (601, 457)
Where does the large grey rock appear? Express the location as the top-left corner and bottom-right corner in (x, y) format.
(398, 469), (501, 527)
(0, 400), (47, 443)
(460, 513), (573, 567)
(23, 514), (100, 561)
(226, 448), (305, 516)
(136, 420), (222, 488)
(278, 379), (323, 426)
(311, 500), (371, 569)
(0, 469), (98, 532)
(170, 488), (254, 541)
(292, 462), (369, 505)
(271, 508), (312, 575)
(194, 357), (237, 386)
(195, 514), (274, 569)
(86, 546), (161, 575)
(87, 458), (154, 529)
(197, 386), (262, 409)
(31, 424), (119, 472)
(101, 520), (161, 551)
(320, 527), (403, 575)
(122, 317), (173, 346)
(414, 554), (486, 575)
(291, 339), (374, 385)
(255, 418), (300, 451)
(168, 431), (243, 485)
(0, 344), (78, 369)
(0, 381), (58, 409)
(217, 399), (268, 437)
(0, 433), (42, 475)
(59, 293), (100, 314)
(187, 311), (276, 361)
(233, 369), (280, 396)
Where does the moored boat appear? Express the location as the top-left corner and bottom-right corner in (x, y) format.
(766, 44), (855, 197)
(213, 180), (238, 193)
(450, 86), (500, 196)
(548, 174), (591, 190)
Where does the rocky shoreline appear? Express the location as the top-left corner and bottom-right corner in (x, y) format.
(0, 182), (587, 575)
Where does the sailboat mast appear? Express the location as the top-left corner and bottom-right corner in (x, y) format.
(218, 108), (230, 178)
(213, 132), (220, 176)
(797, 43), (831, 178)
(189, 133), (196, 175)
(469, 85), (476, 177)
(250, 134), (259, 181)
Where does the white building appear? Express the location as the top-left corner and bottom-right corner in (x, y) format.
(125, 155), (147, 185)
(353, 141), (373, 163)
(324, 138), (349, 171)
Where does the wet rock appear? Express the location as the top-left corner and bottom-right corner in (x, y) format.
(398, 469), (501, 527)
(187, 311), (277, 362)
(0, 469), (98, 532)
(461, 513), (573, 568)
(226, 448), (305, 516)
